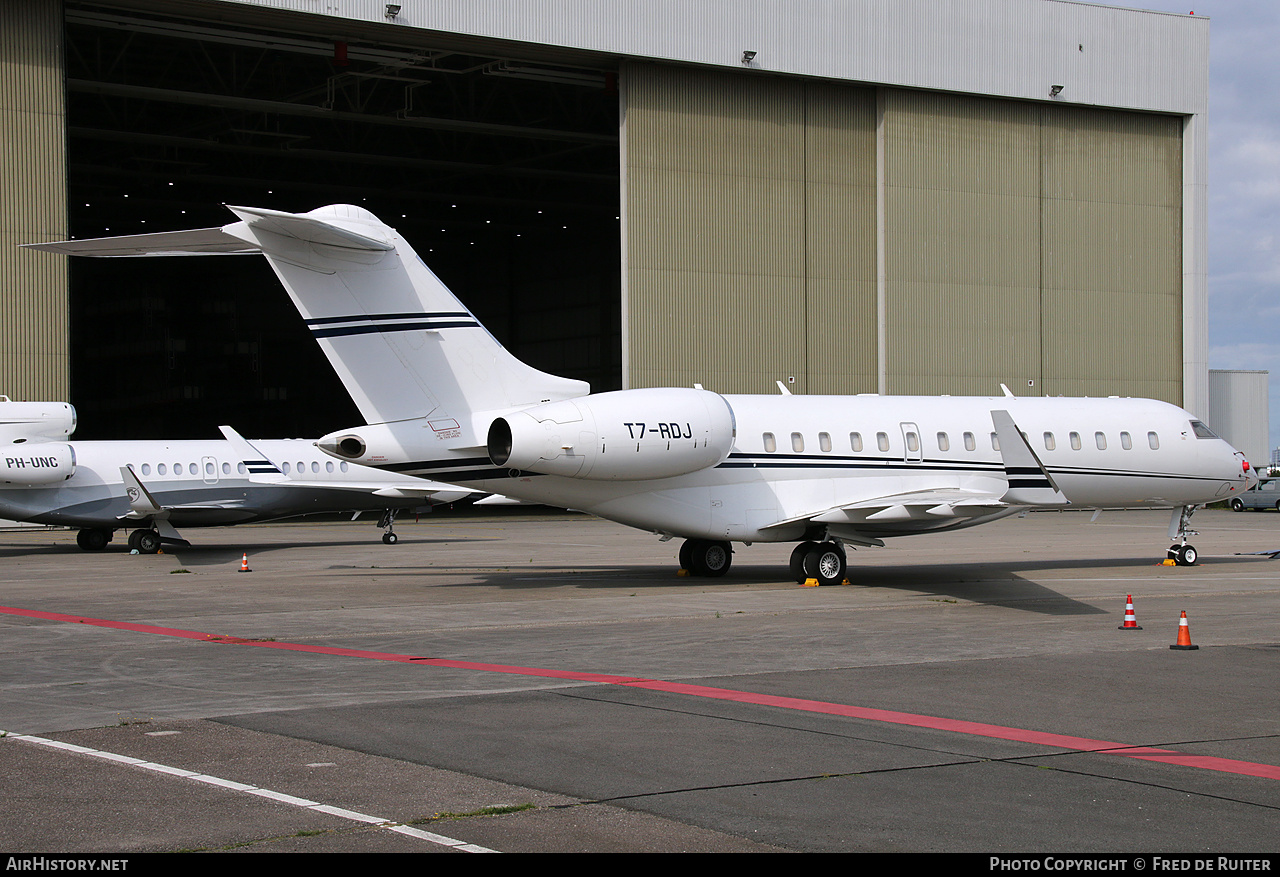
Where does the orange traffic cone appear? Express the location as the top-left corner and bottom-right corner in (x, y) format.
(1118, 595), (1142, 630)
(1169, 610), (1198, 650)
(238, 553), (252, 573)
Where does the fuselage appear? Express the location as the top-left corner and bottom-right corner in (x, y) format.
(0, 438), (465, 529)
(392, 394), (1250, 543)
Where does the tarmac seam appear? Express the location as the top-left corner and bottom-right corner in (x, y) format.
(0, 731), (499, 853)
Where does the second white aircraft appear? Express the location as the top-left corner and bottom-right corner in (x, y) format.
(27, 205), (1255, 581)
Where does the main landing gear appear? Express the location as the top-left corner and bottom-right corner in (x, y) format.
(679, 539), (733, 577)
(377, 509), (399, 544)
(789, 540), (847, 586)
(127, 528), (163, 554)
(1167, 505), (1199, 566)
(76, 527), (112, 551)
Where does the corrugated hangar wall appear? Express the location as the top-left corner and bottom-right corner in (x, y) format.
(0, 0), (68, 402)
(622, 64), (877, 396)
(623, 64), (1183, 403)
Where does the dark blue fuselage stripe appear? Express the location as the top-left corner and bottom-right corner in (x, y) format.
(305, 311), (472, 326)
(313, 320), (479, 338)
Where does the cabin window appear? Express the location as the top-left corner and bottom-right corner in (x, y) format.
(205, 462), (215, 476)
(311, 461), (320, 473)
(1095, 432), (1107, 450)
(937, 432), (950, 451)
(1120, 431), (1132, 450)
(791, 432), (805, 453)
(1148, 431), (1160, 450)
(763, 432), (777, 453)
(963, 432), (976, 451)
(340, 461), (349, 473)
(222, 462), (231, 475)
(188, 462), (197, 475)
(904, 431), (919, 453)
(819, 432), (832, 453)
(173, 462), (181, 474)
(238, 462), (247, 475)
(877, 432), (890, 452)
(282, 462), (291, 474)
(1069, 432), (1082, 450)
(1043, 432), (1056, 451)
(850, 432), (863, 452)
(297, 461), (306, 473)
(990, 433), (1000, 451)
(157, 463), (167, 475)
(140, 463), (150, 476)
(326, 461), (335, 473)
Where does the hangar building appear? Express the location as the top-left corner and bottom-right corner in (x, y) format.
(1, 0), (1209, 440)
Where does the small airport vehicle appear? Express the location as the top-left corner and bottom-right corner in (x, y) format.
(26, 205), (1256, 578)
(1230, 479), (1280, 512)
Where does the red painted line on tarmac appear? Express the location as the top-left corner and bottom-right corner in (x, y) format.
(6, 603), (1280, 782)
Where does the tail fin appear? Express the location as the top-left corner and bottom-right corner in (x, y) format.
(223, 205), (587, 430)
(26, 205), (588, 438)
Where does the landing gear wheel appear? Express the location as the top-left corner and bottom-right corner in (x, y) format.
(1174, 544), (1198, 566)
(679, 539), (694, 571)
(802, 541), (846, 586)
(382, 532), (398, 545)
(1231, 498), (1244, 512)
(687, 539), (732, 577)
(790, 541), (817, 584)
(128, 529), (162, 554)
(76, 528), (111, 551)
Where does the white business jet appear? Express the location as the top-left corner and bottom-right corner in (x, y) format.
(26, 205), (1254, 581)
(0, 397), (471, 552)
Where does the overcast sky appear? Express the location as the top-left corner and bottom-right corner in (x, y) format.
(1123, 1), (1280, 450)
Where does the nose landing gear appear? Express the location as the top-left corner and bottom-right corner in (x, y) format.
(1167, 505), (1199, 566)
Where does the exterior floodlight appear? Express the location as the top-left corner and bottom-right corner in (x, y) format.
(386, 4), (401, 16)
(742, 50), (757, 65)
(1049, 84), (1064, 97)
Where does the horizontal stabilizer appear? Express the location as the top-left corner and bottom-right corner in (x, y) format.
(226, 205), (395, 252)
(22, 228), (257, 257)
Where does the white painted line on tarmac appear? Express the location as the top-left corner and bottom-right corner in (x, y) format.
(2, 730), (498, 853)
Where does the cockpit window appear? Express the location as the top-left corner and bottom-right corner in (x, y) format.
(1190, 421), (1218, 439)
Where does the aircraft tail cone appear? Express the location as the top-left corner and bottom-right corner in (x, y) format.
(238, 552), (252, 573)
(1169, 610), (1198, 650)
(1118, 595), (1142, 630)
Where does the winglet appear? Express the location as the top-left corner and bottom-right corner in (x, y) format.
(776, 380), (792, 396)
(990, 409), (1068, 506)
(218, 425), (286, 481)
(119, 465), (164, 518)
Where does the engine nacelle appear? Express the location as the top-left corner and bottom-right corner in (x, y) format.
(0, 399), (76, 443)
(0, 442), (76, 486)
(488, 387), (735, 481)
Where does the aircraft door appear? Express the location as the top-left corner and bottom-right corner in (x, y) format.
(899, 423), (923, 464)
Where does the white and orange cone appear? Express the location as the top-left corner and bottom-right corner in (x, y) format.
(1169, 610), (1198, 650)
(1118, 595), (1142, 630)
(238, 552), (252, 573)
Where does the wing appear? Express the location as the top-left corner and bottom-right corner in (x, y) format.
(758, 485), (1010, 544)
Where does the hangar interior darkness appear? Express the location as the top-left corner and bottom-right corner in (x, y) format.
(63, 1), (622, 439)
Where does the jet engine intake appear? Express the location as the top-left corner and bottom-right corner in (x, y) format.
(488, 387), (735, 480)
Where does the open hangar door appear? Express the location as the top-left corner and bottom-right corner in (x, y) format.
(63, 2), (621, 440)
